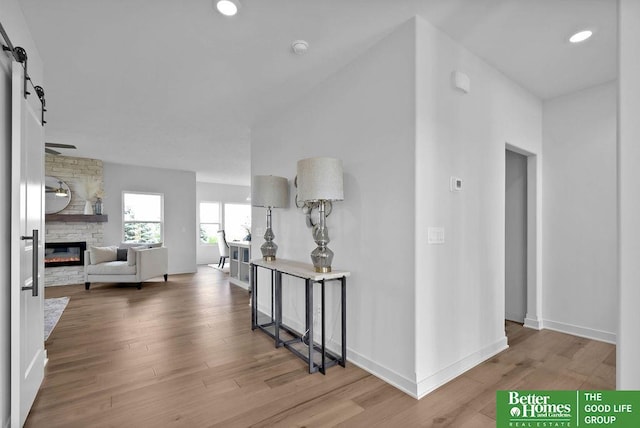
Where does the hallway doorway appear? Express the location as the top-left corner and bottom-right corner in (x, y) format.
(505, 149), (528, 323)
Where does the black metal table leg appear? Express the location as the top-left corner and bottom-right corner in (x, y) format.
(250, 264), (256, 330)
(341, 275), (346, 367)
(271, 270), (274, 322)
(306, 278), (315, 373)
(275, 270), (282, 347)
(321, 279), (326, 374)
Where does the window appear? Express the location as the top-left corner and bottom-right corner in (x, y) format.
(123, 192), (163, 243)
(199, 202), (220, 244)
(224, 203), (251, 242)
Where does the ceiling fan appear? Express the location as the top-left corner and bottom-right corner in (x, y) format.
(45, 142), (76, 155)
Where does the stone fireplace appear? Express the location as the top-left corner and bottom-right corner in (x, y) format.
(45, 154), (105, 286)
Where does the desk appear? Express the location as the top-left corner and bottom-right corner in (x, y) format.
(250, 258), (350, 374)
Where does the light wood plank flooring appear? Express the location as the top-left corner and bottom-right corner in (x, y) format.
(28, 266), (615, 427)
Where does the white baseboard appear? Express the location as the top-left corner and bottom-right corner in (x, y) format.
(279, 318), (510, 400)
(269, 314), (511, 400)
(346, 347), (418, 398)
(524, 316), (543, 330)
(543, 319), (616, 344)
(277, 314), (510, 401)
(278, 314), (419, 398)
(416, 336), (509, 399)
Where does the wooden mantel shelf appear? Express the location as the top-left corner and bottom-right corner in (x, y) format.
(45, 214), (108, 223)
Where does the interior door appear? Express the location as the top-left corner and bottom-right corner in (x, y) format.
(505, 150), (527, 323)
(11, 61), (45, 427)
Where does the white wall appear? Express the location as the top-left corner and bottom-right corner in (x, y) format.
(542, 81), (617, 343)
(414, 16), (542, 397)
(252, 19), (418, 394)
(0, 1), (44, 425)
(196, 181), (250, 265)
(252, 16), (544, 398)
(102, 162), (197, 274)
(618, 0), (640, 390)
(505, 150), (528, 323)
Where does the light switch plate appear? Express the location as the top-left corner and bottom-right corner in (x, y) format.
(450, 176), (463, 192)
(428, 227), (445, 244)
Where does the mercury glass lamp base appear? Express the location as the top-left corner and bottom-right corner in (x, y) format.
(311, 245), (333, 274)
(260, 232), (277, 261)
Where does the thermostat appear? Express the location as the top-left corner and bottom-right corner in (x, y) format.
(451, 71), (470, 93)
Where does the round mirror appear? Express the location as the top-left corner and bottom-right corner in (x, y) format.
(45, 176), (71, 214)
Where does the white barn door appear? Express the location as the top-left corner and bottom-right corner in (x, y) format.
(10, 60), (45, 427)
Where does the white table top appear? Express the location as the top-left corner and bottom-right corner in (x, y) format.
(251, 258), (350, 281)
(228, 241), (251, 248)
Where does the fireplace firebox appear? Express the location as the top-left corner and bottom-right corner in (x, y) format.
(45, 242), (87, 268)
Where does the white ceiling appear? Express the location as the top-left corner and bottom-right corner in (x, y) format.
(20, 0), (617, 185)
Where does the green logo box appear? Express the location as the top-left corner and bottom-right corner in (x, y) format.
(497, 390), (640, 427)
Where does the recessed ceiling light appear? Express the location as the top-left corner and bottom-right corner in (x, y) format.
(569, 30), (593, 43)
(216, 0), (240, 16)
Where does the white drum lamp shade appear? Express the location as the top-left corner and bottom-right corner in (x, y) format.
(251, 176), (289, 208)
(297, 157), (344, 202)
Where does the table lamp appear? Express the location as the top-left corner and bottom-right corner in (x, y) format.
(252, 175), (289, 261)
(296, 157), (344, 272)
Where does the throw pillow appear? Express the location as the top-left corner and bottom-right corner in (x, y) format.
(90, 245), (118, 265)
(116, 248), (128, 261)
(127, 246), (147, 266)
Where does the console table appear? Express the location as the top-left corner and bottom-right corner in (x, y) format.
(250, 258), (350, 374)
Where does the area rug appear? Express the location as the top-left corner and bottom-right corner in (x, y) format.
(208, 263), (229, 273)
(44, 297), (69, 341)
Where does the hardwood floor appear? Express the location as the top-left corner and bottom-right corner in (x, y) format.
(28, 267), (615, 427)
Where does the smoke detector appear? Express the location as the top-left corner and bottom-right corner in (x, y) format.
(291, 40), (309, 55)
